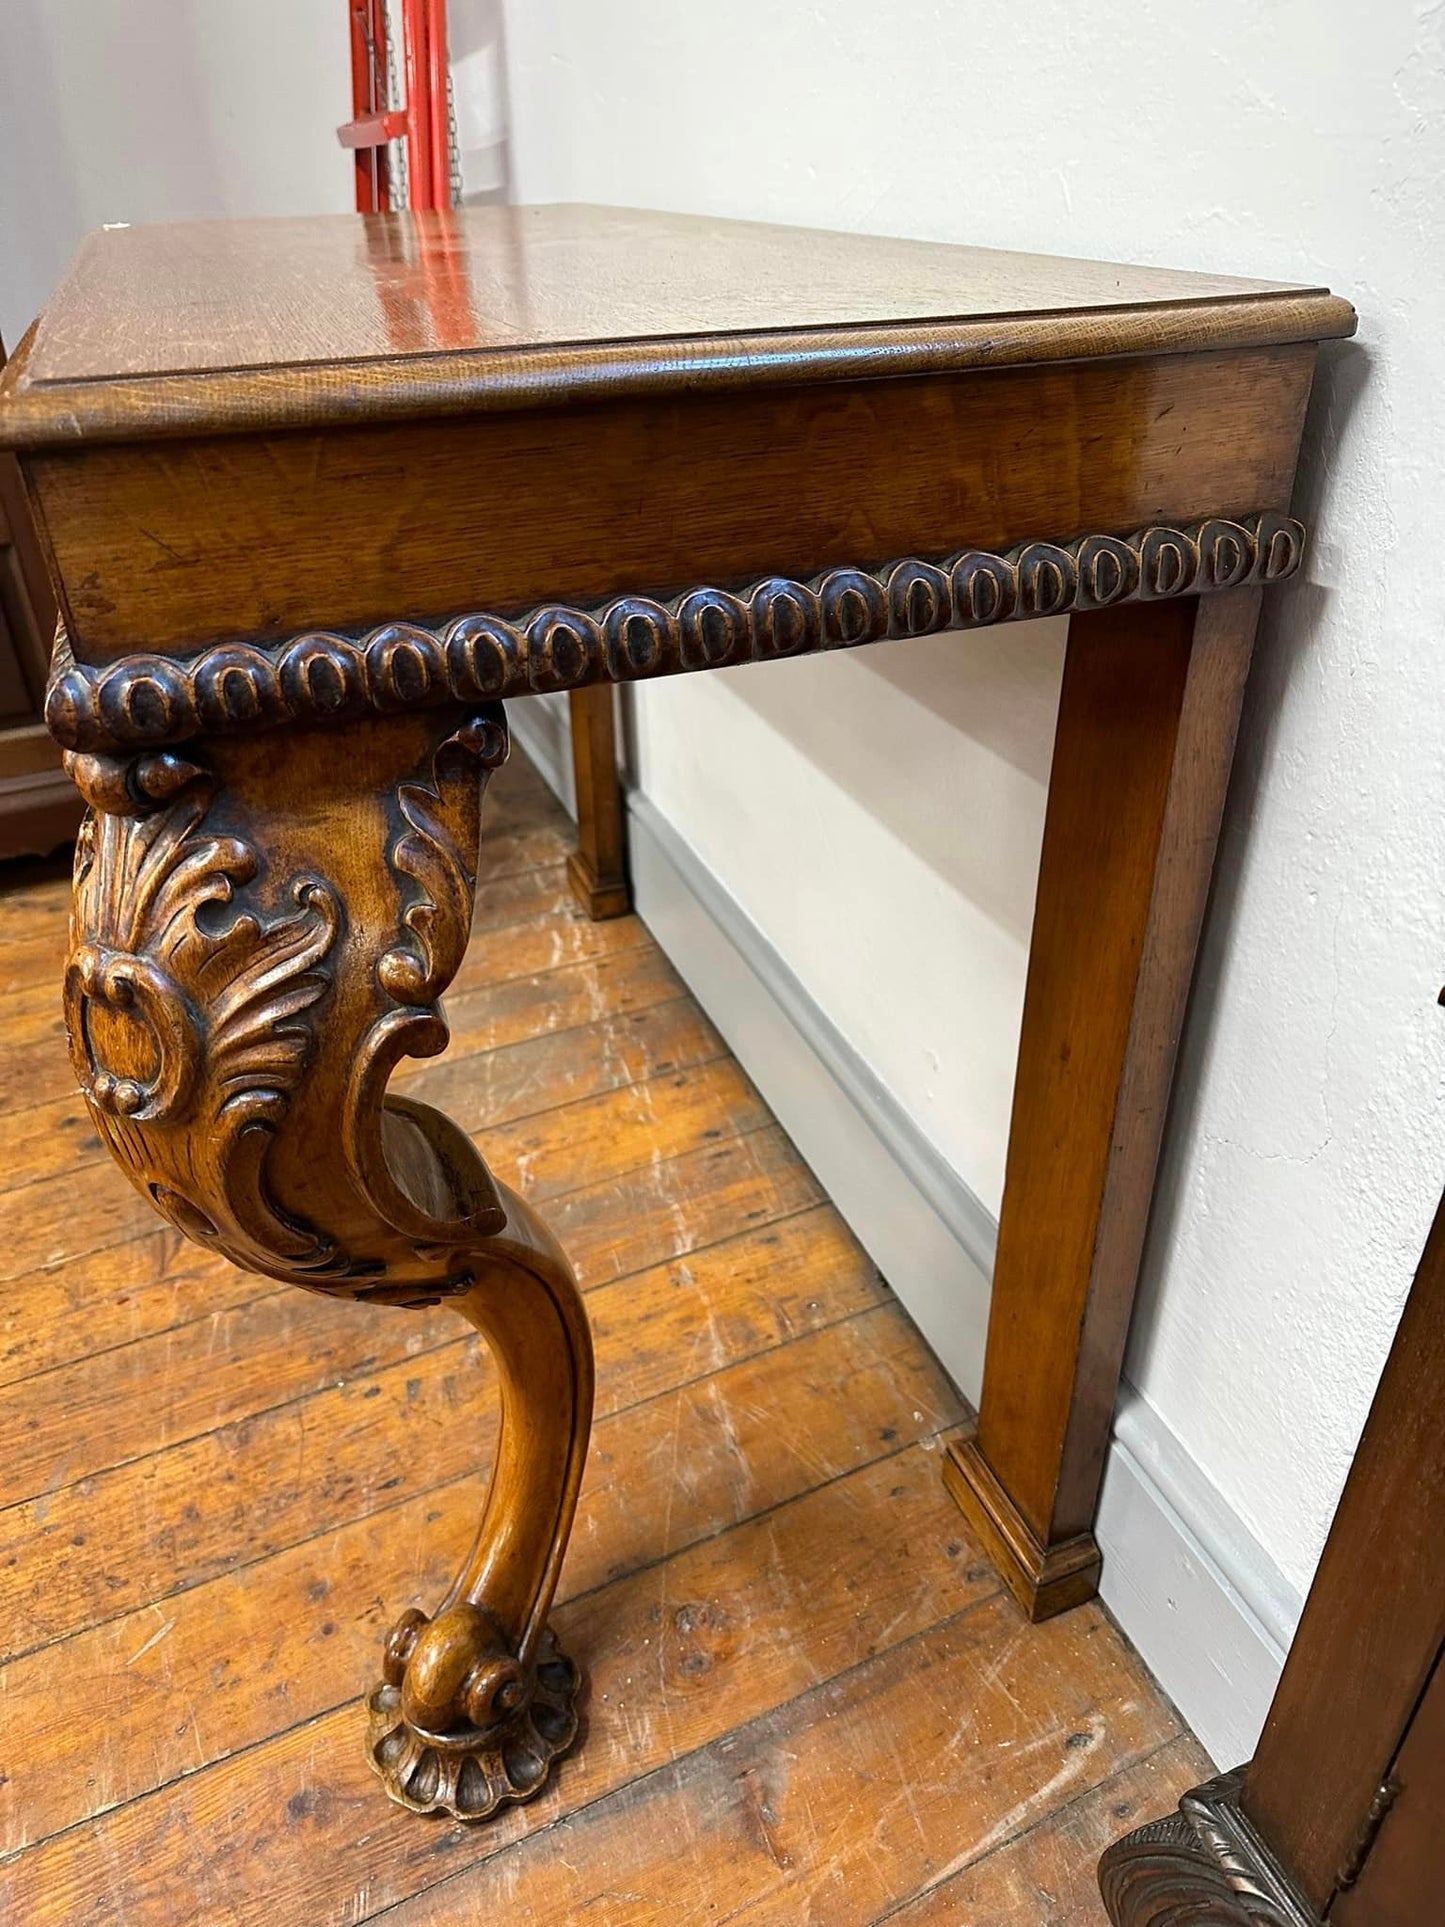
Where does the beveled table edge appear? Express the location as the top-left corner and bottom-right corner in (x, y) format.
(0, 294), (1356, 449)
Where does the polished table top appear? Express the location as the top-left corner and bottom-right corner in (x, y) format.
(1, 203), (1355, 443)
(0, 207), (1354, 672)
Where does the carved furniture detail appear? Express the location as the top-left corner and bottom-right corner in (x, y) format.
(43, 513), (1305, 756)
(0, 203), (1354, 1820)
(0, 333), (83, 860)
(62, 707), (590, 1820)
(1100, 1190), (1445, 1924)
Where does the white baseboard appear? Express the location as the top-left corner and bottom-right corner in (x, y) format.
(629, 790), (994, 1402)
(505, 692), (575, 816)
(1098, 1388), (1301, 1766)
(624, 783), (1303, 1768)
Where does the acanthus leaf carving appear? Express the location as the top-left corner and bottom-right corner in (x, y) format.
(378, 711), (509, 1008)
(65, 768), (344, 1278)
(350, 709), (512, 1259)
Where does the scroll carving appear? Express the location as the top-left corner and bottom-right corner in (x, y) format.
(65, 760), (344, 1277)
(380, 713), (508, 1006)
(1099, 1768), (1319, 1927)
(61, 706), (593, 1821)
(46, 512), (1305, 757)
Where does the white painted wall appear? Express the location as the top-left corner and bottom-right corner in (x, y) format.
(503, 0), (1444, 1613)
(634, 628), (1063, 1222)
(0, 0), (352, 348)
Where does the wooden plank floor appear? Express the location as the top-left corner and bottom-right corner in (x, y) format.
(0, 753), (1210, 1925)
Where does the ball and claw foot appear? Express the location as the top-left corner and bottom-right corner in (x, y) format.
(366, 1604), (583, 1821)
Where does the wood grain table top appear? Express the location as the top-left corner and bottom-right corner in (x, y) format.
(0, 203), (1355, 444)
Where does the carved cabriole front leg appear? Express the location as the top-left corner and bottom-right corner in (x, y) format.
(61, 705), (592, 1822)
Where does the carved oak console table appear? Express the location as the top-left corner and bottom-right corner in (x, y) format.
(0, 205), (1353, 1823)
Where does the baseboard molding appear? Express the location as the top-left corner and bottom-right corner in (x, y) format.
(623, 782), (1303, 1768)
(1098, 1385), (1301, 1767)
(629, 788), (994, 1402)
(505, 692), (575, 817)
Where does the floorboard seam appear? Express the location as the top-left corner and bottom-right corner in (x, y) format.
(0, 1188), (839, 1492)
(2, 1290), (927, 1666)
(0, 1107), (788, 1289)
(0, 1427), (978, 1867)
(0, 1168), (834, 1393)
(357, 1585), (1012, 1927)
(863, 1731), (1191, 1927)
(0, 1192), (843, 1513)
(0, 1031), (738, 1226)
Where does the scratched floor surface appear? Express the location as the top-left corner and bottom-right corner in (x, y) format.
(0, 752), (1208, 1925)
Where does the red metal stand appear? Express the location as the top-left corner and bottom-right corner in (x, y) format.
(338, 0), (451, 213)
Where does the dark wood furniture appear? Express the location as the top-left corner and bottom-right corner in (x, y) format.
(1100, 1183), (1445, 1924)
(566, 684), (629, 917)
(0, 338), (82, 860)
(0, 203), (1353, 1821)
